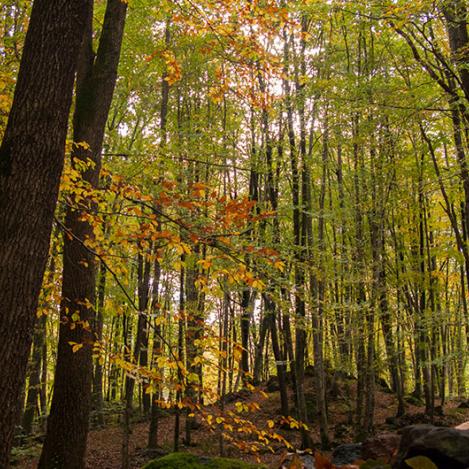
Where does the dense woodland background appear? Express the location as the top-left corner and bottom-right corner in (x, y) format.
(1, 0), (469, 467)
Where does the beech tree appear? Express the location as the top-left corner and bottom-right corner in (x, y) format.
(0, 1), (91, 465)
(39, 1), (127, 467)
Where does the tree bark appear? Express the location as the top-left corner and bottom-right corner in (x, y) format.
(0, 1), (91, 465)
(39, 2), (127, 467)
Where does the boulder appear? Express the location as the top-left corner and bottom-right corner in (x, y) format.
(395, 424), (469, 469)
(455, 421), (469, 431)
(386, 412), (462, 429)
(278, 452), (315, 469)
(362, 433), (400, 462)
(332, 443), (362, 466)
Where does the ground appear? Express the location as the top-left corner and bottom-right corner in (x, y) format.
(13, 375), (469, 468)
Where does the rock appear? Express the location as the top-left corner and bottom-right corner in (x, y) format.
(395, 424), (469, 469)
(362, 433), (400, 462)
(455, 421), (469, 431)
(278, 452), (315, 469)
(385, 413), (432, 429)
(143, 452), (267, 469)
(385, 412), (464, 431)
(332, 443), (362, 466)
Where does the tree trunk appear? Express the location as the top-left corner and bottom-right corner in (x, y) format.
(313, 122), (330, 448)
(93, 260), (107, 426)
(184, 253), (204, 445)
(39, 2), (127, 467)
(22, 313), (47, 436)
(0, 1), (91, 464)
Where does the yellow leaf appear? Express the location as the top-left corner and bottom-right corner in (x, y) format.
(69, 342), (83, 353)
(154, 316), (165, 326)
(405, 456), (438, 469)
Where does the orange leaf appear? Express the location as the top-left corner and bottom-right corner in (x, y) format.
(314, 451), (334, 469)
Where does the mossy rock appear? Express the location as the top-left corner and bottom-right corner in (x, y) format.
(142, 452), (267, 469)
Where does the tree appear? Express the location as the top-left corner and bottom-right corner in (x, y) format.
(39, 1), (127, 467)
(0, 1), (91, 465)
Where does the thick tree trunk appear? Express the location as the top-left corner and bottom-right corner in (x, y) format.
(0, 1), (91, 465)
(443, 0), (469, 103)
(39, 2), (127, 467)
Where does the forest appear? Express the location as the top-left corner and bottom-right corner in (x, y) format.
(1, 0), (469, 468)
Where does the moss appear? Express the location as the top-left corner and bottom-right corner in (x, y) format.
(210, 456), (266, 468)
(143, 452), (267, 469)
(143, 452), (199, 469)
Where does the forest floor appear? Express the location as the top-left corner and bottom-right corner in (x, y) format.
(13, 373), (469, 469)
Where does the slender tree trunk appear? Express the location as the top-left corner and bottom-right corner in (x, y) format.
(22, 313), (47, 436)
(148, 19), (170, 449)
(173, 262), (185, 452)
(137, 250), (152, 415)
(122, 250), (151, 467)
(93, 260), (106, 426)
(23, 254), (55, 436)
(184, 252), (204, 446)
(312, 122), (330, 448)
